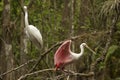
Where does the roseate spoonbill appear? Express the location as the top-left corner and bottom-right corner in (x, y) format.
(54, 40), (96, 70)
(23, 6), (43, 49)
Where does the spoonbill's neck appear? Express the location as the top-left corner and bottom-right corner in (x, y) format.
(70, 44), (84, 60)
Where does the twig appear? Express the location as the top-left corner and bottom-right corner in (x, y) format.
(0, 59), (36, 78)
(55, 74), (67, 80)
(18, 68), (55, 80)
(69, 71), (94, 77)
(61, 70), (94, 77)
(55, 72), (94, 80)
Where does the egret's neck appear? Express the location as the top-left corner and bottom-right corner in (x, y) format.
(70, 45), (84, 60)
(24, 10), (29, 27)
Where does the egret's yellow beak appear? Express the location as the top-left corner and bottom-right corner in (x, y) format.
(85, 45), (96, 54)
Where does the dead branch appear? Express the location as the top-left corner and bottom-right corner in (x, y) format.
(0, 59), (36, 78)
(69, 71), (94, 77)
(18, 68), (54, 80)
(18, 68), (94, 80)
(55, 71), (94, 80)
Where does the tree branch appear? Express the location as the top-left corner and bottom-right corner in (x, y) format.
(0, 59), (36, 78)
(18, 68), (94, 80)
(18, 68), (54, 80)
(55, 71), (94, 80)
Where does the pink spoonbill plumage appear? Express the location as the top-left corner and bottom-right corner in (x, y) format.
(54, 40), (96, 71)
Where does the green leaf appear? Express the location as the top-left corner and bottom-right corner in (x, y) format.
(105, 45), (118, 62)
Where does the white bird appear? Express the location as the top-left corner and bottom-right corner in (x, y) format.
(23, 6), (43, 49)
(54, 40), (96, 70)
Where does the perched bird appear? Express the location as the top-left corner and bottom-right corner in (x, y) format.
(54, 40), (96, 70)
(23, 6), (43, 49)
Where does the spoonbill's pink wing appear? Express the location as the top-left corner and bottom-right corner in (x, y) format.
(54, 40), (71, 69)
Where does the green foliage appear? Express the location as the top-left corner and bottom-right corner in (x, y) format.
(105, 45), (120, 79)
(116, 22), (120, 30)
(100, 0), (120, 17)
(105, 45), (118, 62)
(0, 1), (3, 12)
(0, 1), (3, 35)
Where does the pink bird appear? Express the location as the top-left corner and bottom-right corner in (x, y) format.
(54, 40), (96, 71)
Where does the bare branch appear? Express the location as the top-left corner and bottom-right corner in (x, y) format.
(18, 68), (94, 80)
(18, 68), (55, 80)
(0, 59), (36, 78)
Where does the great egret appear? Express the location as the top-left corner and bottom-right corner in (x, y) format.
(54, 40), (96, 70)
(23, 6), (43, 49)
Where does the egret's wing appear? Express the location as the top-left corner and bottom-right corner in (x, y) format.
(54, 40), (71, 68)
(27, 25), (43, 48)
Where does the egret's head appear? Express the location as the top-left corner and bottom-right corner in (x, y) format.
(23, 6), (27, 11)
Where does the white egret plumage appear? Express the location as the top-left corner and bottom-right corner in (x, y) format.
(23, 6), (43, 49)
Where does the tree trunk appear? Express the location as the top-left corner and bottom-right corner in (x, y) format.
(1, 0), (15, 80)
(0, 37), (6, 80)
(61, 0), (71, 39)
(20, 0), (28, 76)
(79, 0), (89, 26)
